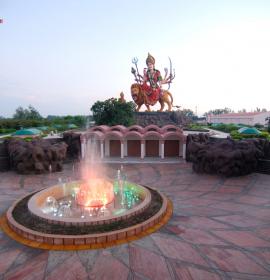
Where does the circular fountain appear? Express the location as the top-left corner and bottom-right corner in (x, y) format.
(5, 172), (171, 248)
(4, 138), (172, 249)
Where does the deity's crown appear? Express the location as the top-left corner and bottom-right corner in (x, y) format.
(146, 53), (155, 65)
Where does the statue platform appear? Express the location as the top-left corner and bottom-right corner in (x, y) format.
(134, 111), (190, 127)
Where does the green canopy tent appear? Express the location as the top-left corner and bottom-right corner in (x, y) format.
(238, 127), (261, 135)
(36, 126), (50, 131)
(67, 124), (78, 129)
(13, 128), (42, 136)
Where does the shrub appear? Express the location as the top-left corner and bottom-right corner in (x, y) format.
(91, 98), (136, 126)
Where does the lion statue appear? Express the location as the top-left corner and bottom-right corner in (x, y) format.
(131, 83), (174, 112)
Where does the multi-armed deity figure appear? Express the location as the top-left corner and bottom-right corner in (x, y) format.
(131, 53), (175, 112)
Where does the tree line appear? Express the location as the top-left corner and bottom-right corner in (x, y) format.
(0, 105), (89, 130)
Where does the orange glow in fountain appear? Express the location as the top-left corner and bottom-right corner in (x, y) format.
(76, 178), (114, 207)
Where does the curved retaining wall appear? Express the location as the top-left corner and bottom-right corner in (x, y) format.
(6, 189), (168, 246)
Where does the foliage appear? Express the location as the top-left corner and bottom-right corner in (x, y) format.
(230, 130), (270, 140)
(0, 128), (16, 135)
(266, 117), (270, 133)
(91, 98), (136, 126)
(47, 115), (87, 127)
(181, 109), (196, 119)
(185, 123), (209, 132)
(254, 123), (264, 129)
(0, 119), (46, 130)
(0, 115), (88, 131)
(255, 107), (267, 112)
(13, 105), (43, 120)
(205, 107), (232, 116)
(209, 123), (239, 133)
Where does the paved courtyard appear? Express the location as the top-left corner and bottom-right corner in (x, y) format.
(0, 162), (270, 279)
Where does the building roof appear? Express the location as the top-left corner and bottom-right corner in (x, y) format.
(84, 124), (186, 141)
(209, 112), (269, 118)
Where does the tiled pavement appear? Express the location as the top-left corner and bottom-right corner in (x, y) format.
(0, 162), (270, 279)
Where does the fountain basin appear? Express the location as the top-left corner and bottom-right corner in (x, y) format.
(5, 181), (171, 248)
(28, 180), (151, 226)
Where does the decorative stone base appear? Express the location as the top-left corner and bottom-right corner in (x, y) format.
(1, 189), (172, 250)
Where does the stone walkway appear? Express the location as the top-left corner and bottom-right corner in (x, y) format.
(0, 162), (270, 279)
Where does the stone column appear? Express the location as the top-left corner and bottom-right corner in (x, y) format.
(183, 143), (186, 160)
(80, 136), (86, 160)
(121, 140), (124, 159)
(141, 140), (145, 159)
(100, 141), (104, 159)
(105, 139), (109, 157)
(160, 140), (164, 159)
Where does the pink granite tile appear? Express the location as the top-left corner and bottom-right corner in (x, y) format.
(214, 214), (267, 227)
(166, 225), (186, 235)
(257, 228), (270, 240)
(235, 195), (270, 206)
(254, 251), (270, 265)
(179, 206), (229, 217)
(217, 186), (244, 194)
(0, 195), (17, 202)
(201, 193), (235, 201)
(46, 254), (88, 280)
(199, 247), (269, 275)
(177, 191), (204, 200)
(152, 235), (207, 266)
(223, 177), (253, 186)
(248, 208), (270, 222)
(90, 254), (129, 280)
(188, 184), (216, 192)
(165, 185), (190, 191)
(248, 188), (270, 198)
(176, 216), (230, 229)
(180, 198), (218, 207)
(23, 176), (43, 189)
(0, 249), (21, 274)
(180, 228), (227, 246)
(212, 230), (270, 247)
(171, 263), (221, 280)
(4, 252), (48, 280)
(130, 245), (171, 280)
(211, 201), (255, 213)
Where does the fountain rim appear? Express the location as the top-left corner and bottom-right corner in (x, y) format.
(27, 180), (152, 226)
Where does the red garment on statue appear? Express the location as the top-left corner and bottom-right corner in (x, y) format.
(142, 69), (162, 105)
(142, 83), (161, 105)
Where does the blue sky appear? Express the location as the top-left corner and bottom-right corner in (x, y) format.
(1, 0), (270, 117)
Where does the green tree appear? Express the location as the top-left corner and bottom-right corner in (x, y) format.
(91, 98), (135, 126)
(181, 109), (196, 119)
(13, 106), (26, 119)
(205, 107), (233, 115)
(266, 117), (270, 133)
(13, 105), (42, 120)
(27, 105), (42, 119)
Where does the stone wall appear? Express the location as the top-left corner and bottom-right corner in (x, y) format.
(134, 111), (191, 127)
(0, 141), (9, 171)
(8, 138), (67, 174)
(186, 134), (269, 176)
(62, 132), (81, 160)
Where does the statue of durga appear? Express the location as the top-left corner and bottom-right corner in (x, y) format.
(130, 53), (176, 112)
